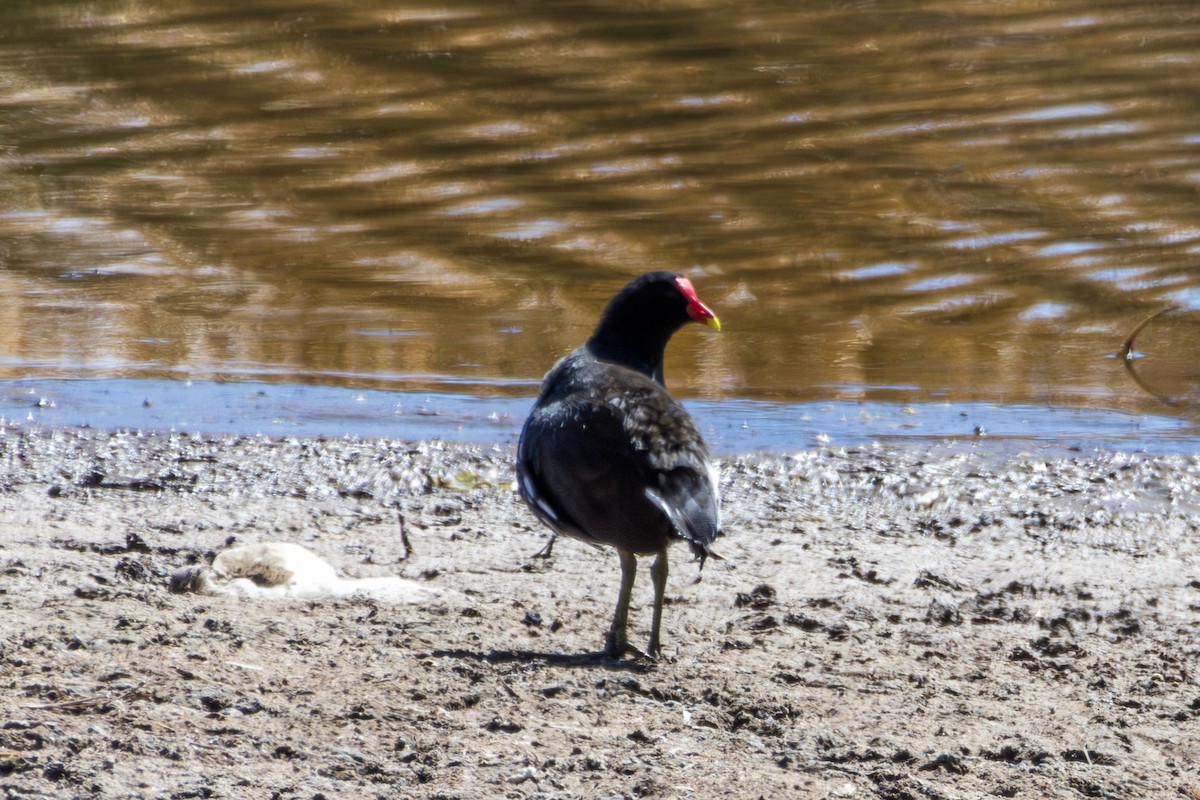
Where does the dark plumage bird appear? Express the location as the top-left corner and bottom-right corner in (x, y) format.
(516, 272), (722, 658)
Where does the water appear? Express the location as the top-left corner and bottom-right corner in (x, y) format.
(3, 0), (1200, 447)
(3, 378), (1195, 456)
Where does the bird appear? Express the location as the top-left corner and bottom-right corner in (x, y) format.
(516, 271), (722, 658)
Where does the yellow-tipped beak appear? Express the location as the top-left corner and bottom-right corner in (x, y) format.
(704, 314), (722, 332)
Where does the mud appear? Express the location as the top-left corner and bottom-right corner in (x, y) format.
(1, 425), (1198, 799)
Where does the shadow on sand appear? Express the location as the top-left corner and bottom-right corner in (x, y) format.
(427, 647), (652, 673)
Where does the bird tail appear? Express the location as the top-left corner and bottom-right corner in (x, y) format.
(691, 542), (723, 569)
(646, 486), (722, 569)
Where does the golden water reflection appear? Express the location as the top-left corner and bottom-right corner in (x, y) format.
(2, 0), (1199, 419)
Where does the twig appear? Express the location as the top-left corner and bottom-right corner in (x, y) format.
(1118, 305), (1186, 407)
(23, 685), (144, 712)
(398, 511), (413, 561)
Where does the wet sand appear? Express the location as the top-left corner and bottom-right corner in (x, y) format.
(1, 424), (1198, 799)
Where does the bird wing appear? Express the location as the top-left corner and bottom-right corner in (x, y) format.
(644, 461), (721, 563)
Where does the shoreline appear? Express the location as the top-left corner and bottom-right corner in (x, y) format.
(4, 376), (1198, 457)
(1, 424), (1198, 799)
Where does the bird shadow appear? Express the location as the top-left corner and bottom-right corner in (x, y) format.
(427, 647), (653, 673)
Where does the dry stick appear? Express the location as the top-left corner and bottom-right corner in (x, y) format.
(397, 511), (413, 561)
(24, 685), (144, 712)
(1118, 305), (1184, 407)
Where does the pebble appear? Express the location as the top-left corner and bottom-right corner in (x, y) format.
(506, 766), (537, 784)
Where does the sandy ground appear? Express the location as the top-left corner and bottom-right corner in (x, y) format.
(1, 424), (1199, 800)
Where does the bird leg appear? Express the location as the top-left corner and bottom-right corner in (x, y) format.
(647, 547), (669, 658)
(604, 549), (639, 658)
(530, 534), (557, 560)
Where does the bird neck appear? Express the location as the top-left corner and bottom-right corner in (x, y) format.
(586, 326), (672, 384)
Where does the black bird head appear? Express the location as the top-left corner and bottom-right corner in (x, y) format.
(587, 271), (721, 382)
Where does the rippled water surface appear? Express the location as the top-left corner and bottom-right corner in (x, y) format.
(3, 0), (1200, 429)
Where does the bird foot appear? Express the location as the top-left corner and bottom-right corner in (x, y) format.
(603, 637), (661, 662)
(530, 537), (556, 560)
